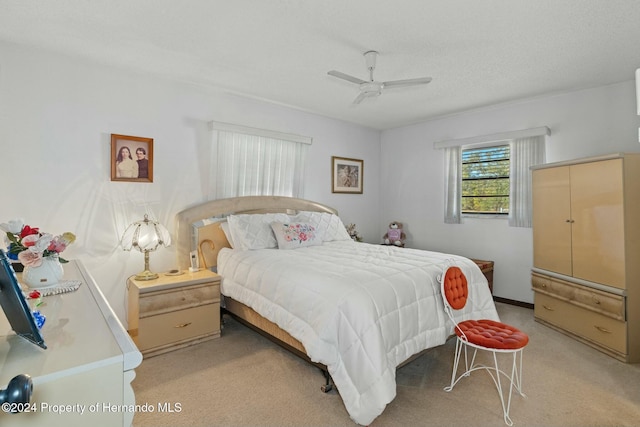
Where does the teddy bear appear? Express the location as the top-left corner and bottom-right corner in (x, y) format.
(383, 221), (406, 246)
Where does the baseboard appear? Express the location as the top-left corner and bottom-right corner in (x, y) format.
(493, 296), (534, 309)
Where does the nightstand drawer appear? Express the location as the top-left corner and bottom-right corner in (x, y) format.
(139, 282), (220, 316)
(534, 292), (625, 354)
(138, 303), (220, 351)
(128, 269), (221, 357)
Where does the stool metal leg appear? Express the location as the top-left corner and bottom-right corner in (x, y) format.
(444, 338), (463, 392)
(445, 340), (526, 426)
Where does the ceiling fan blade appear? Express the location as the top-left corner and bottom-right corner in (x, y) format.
(328, 70), (367, 85)
(383, 77), (432, 88)
(352, 92), (367, 104)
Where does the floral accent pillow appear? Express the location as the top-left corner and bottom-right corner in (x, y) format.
(292, 211), (352, 242)
(270, 222), (321, 249)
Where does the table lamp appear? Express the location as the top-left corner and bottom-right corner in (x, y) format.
(120, 214), (171, 280)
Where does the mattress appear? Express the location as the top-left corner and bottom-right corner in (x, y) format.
(218, 240), (499, 425)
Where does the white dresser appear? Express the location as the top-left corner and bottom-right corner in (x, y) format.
(0, 260), (143, 426)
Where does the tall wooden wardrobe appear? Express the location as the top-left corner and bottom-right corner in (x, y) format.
(531, 153), (640, 363)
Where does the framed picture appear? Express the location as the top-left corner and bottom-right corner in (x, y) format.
(332, 156), (363, 194)
(110, 134), (154, 182)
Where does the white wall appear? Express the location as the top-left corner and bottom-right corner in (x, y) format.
(381, 81), (640, 303)
(0, 41), (380, 325)
(3, 40), (638, 321)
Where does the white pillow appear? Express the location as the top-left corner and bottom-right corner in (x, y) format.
(270, 222), (322, 249)
(293, 211), (352, 242)
(227, 213), (291, 250)
(220, 221), (235, 248)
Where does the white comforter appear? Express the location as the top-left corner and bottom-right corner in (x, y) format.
(218, 241), (499, 425)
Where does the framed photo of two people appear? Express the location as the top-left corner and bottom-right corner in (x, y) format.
(110, 134), (154, 183)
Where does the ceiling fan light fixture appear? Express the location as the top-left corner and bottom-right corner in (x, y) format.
(328, 50), (432, 106)
(360, 81), (383, 95)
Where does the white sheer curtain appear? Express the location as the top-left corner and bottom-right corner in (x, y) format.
(444, 146), (462, 224)
(508, 135), (546, 227)
(209, 122), (310, 199)
(438, 127), (549, 227)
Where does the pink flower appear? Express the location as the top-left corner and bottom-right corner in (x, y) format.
(18, 250), (43, 267)
(21, 234), (39, 247)
(47, 236), (68, 253)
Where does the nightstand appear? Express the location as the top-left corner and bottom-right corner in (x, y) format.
(127, 269), (221, 357)
(470, 258), (494, 294)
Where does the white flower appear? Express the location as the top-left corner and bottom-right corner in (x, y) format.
(31, 233), (54, 253)
(0, 219), (24, 234)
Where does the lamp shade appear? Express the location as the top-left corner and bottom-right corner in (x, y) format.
(120, 214), (170, 280)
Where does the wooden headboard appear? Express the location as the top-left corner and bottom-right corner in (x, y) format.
(175, 196), (338, 270)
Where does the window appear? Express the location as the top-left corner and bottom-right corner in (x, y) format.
(461, 145), (510, 215)
(438, 127), (547, 226)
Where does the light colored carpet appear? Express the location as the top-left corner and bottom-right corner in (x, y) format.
(132, 303), (640, 426)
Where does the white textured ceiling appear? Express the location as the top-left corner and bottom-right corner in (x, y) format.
(1, 1), (640, 130)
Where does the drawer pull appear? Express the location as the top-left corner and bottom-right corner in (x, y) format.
(543, 305), (554, 311)
(594, 326), (611, 334)
(174, 322), (192, 329)
(592, 296), (601, 305)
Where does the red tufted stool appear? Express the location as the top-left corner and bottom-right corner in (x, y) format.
(440, 266), (528, 426)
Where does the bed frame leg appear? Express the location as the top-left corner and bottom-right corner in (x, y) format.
(320, 369), (333, 393)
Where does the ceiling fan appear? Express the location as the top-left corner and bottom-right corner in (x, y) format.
(328, 50), (432, 104)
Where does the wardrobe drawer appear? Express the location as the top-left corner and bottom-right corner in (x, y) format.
(534, 292), (625, 354)
(531, 273), (624, 321)
(138, 303), (220, 351)
(139, 282), (220, 317)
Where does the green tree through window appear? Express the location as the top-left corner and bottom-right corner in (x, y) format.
(461, 145), (510, 214)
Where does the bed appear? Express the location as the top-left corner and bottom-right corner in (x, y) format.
(175, 196), (499, 426)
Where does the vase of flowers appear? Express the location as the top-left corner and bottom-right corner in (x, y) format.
(1, 219), (76, 289)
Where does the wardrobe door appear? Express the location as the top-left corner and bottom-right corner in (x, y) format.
(570, 159), (625, 289)
(532, 166), (572, 276)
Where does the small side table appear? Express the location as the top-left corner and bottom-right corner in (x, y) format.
(470, 259), (494, 294)
(127, 269), (221, 357)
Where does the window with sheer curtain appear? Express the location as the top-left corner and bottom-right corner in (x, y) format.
(437, 127), (548, 227)
(208, 121), (311, 199)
